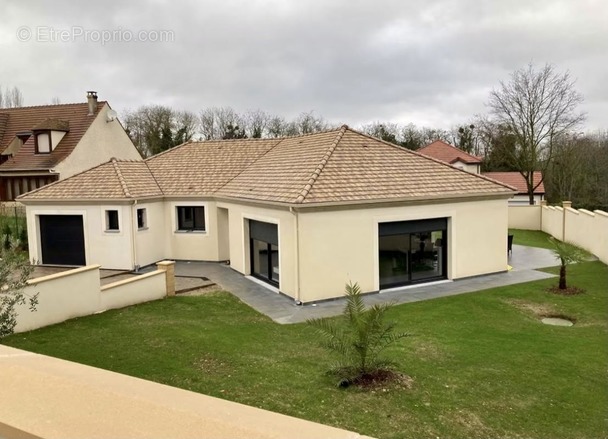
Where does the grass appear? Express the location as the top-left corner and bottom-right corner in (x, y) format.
(509, 228), (555, 249)
(4, 261), (608, 439)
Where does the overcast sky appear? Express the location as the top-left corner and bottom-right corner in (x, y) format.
(1, 0), (606, 131)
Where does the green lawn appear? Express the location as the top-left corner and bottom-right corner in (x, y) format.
(509, 228), (555, 249)
(4, 262), (607, 439)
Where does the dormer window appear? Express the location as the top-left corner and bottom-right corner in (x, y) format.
(35, 131), (52, 154)
(32, 119), (69, 155)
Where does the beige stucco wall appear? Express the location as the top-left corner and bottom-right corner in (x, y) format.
(296, 197), (509, 302)
(509, 194), (543, 205)
(508, 205), (541, 230)
(553, 207), (608, 264)
(452, 160), (480, 174)
(12, 265), (169, 333)
(541, 206), (563, 239)
(26, 203), (135, 269)
(134, 201), (167, 267)
(0, 345), (369, 439)
(217, 200), (298, 299)
(165, 199), (220, 261)
(53, 104), (141, 179)
(13, 265), (102, 333)
(100, 271), (166, 310)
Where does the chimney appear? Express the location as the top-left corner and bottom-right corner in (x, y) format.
(86, 91), (98, 116)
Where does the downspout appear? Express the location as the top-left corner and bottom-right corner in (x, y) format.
(289, 206), (301, 304)
(131, 200), (139, 271)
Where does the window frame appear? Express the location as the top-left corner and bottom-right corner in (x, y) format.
(35, 131), (52, 154)
(176, 206), (206, 232)
(137, 208), (147, 230)
(105, 209), (120, 232)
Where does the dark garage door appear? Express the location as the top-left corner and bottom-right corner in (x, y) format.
(39, 215), (86, 266)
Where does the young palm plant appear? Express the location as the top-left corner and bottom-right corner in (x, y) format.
(549, 238), (589, 290)
(307, 282), (410, 386)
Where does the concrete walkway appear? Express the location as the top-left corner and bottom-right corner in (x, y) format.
(175, 244), (558, 324)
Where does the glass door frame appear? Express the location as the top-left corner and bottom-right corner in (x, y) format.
(249, 238), (279, 287)
(379, 226), (448, 289)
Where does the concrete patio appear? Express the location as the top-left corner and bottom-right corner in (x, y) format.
(174, 244), (558, 324)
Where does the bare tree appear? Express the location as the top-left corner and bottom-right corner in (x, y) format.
(244, 109), (270, 138)
(292, 111), (329, 135)
(487, 63), (586, 204)
(124, 105), (195, 156)
(199, 107), (245, 140)
(50, 96), (61, 105)
(266, 115), (287, 138)
(0, 86), (24, 108)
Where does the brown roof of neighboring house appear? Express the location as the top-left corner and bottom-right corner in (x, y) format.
(417, 140), (482, 165)
(0, 101), (105, 172)
(20, 126), (516, 204)
(482, 171), (545, 195)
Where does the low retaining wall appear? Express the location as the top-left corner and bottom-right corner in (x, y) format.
(508, 202), (608, 264)
(13, 261), (174, 333)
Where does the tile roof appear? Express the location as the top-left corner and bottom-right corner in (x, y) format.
(20, 126), (516, 204)
(21, 158), (162, 200)
(417, 140), (482, 164)
(482, 171), (545, 194)
(0, 102), (105, 172)
(146, 138), (280, 196)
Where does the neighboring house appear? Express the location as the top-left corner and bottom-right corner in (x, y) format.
(18, 126), (516, 303)
(0, 91), (141, 201)
(482, 171), (545, 205)
(417, 140), (482, 174)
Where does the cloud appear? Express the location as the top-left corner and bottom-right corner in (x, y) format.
(1, 0), (606, 129)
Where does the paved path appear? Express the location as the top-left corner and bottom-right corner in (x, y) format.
(174, 244), (558, 324)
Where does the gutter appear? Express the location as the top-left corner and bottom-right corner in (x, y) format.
(289, 206), (301, 304)
(130, 200), (139, 271)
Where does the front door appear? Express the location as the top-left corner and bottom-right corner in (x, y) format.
(249, 220), (279, 287)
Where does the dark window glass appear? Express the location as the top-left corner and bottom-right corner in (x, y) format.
(137, 208), (147, 229)
(177, 206), (205, 231)
(106, 210), (119, 231)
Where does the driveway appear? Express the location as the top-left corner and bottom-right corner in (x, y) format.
(174, 244), (558, 324)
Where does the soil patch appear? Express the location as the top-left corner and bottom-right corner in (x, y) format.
(349, 369), (413, 390)
(547, 286), (585, 296)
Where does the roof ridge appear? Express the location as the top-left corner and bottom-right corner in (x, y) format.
(211, 138), (285, 194)
(0, 101), (108, 112)
(173, 126), (345, 146)
(143, 160), (165, 195)
(294, 124), (348, 204)
(110, 157), (132, 198)
(342, 126), (518, 192)
(144, 140), (193, 162)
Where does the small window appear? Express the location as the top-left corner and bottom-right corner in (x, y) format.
(177, 206), (205, 231)
(137, 208), (147, 230)
(36, 132), (51, 154)
(105, 210), (119, 231)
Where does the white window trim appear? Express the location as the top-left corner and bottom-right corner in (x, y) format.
(171, 202), (208, 234)
(102, 207), (123, 234)
(137, 207), (148, 231)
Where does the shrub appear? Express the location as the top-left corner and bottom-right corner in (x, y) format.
(307, 282), (410, 386)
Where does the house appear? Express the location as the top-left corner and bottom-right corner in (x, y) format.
(0, 91), (141, 201)
(417, 140), (482, 174)
(481, 172), (545, 205)
(18, 126), (516, 303)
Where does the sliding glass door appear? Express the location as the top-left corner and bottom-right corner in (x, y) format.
(249, 220), (279, 287)
(379, 218), (447, 289)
